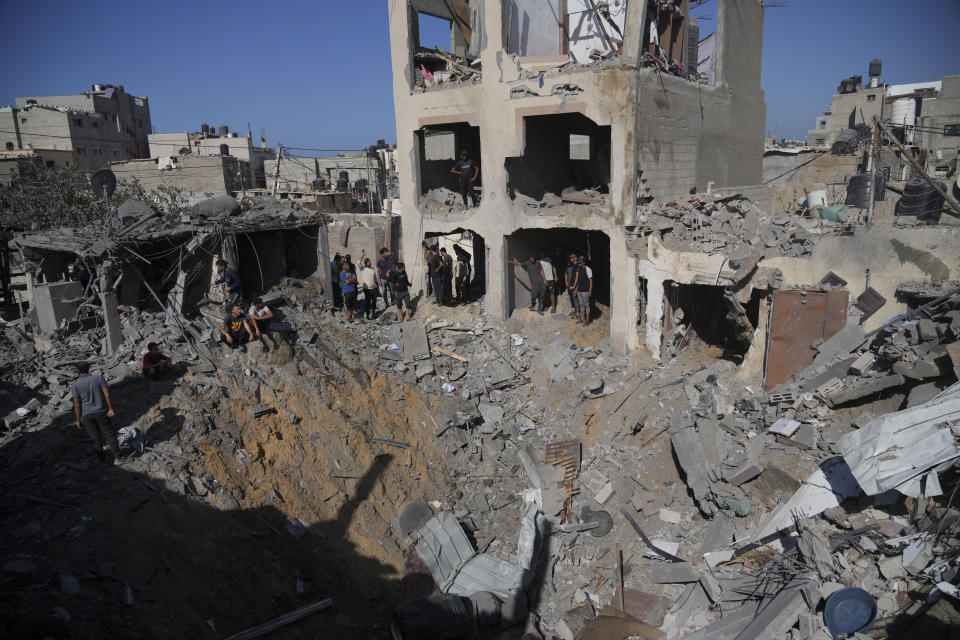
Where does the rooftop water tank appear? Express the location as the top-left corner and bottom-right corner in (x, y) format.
(869, 59), (882, 78)
(891, 98), (916, 128)
(218, 124), (229, 136)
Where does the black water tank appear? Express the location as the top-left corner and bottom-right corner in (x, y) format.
(201, 123), (210, 134)
(218, 124), (229, 136)
(869, 58), (882, 78)
(845, 174), (885, 208)
(896, 178), (946, 219)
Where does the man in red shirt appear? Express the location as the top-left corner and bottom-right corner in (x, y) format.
(141, 342), (171, 378)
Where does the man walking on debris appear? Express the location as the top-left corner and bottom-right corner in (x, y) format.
(377, 247), (397, 309)
(450, 149), (479, 209)
(391, 262), (413, 321)
(141, 342), (171, 378)
(221, 305), (255, 347)
(339, 260), (359, 322)
(72, 362), (123, 464)
(248, 298), (274, 338)
(440, 247), (454, 305)
(428, 246), (444, 306)
(508, 255), (547, 314)
(212, 260), (243, 309)
(573, 255), (593, 325)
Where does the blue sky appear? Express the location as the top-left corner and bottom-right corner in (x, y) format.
(1, 0), (958, 152)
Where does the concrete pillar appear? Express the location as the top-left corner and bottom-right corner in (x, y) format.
(484, 233), (508, 321)
(642, 268), (669, 359)
(738, 294), (770, 384)
(317, 219), (334, 303)
(99, 260), (123, 355)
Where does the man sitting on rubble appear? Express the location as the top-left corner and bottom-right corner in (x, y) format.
(71, 362), (123, 464)
(391, 262), (413, 322)
(248, 298), (274, 338)
(220, 305), (255, 348)
(141, 342), (172, 378)
(211, 260), (243, 309)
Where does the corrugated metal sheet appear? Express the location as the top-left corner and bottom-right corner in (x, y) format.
(764, 290), (849, 390)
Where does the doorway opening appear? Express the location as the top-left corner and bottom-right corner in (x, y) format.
(423, 229), (487, 303)
(662, 282), (761, 361)
(416, 123), (482, 215)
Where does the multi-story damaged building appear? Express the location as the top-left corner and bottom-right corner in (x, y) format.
(388, 0), (765, 352)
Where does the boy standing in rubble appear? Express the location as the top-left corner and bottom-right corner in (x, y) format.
(71, 362), (123, 464)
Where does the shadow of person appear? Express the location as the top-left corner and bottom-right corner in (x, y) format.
(0, 412), (406, 640)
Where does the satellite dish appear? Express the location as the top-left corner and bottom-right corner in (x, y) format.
(91, 169), (117, 199)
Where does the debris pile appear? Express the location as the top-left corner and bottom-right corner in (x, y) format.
(2, 256), (960, 638)
(637, 192), (831, 256)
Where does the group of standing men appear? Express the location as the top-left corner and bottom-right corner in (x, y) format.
(510, 251), (594, 325)
(426, 244), (472, 307)
(332, 247), (414, 322)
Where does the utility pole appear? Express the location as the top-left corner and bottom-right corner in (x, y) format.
(273, 144), (282, 195)
(866, 83), (887, 224)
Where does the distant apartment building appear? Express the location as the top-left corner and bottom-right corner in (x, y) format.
(0, 84), (152, 172)
(807, 73), (945, 149)
(148, 124), (275, 189)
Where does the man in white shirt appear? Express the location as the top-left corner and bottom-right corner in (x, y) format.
(538, 249), (558, 314)
(248, 298), (274, 338)
(358, 256), (379, 320)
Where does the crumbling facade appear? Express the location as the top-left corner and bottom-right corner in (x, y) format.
(389, 0), (765, 352)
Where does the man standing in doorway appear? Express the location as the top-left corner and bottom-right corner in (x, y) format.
(440, 247), (454, 305)
(71, 362), (123, 464)
(428, 246), (444, 306)
(538, 249), (558, 314)
(212, 260), (243, 310)
(451, 150), (479, 209)
(376, 247), (397, 309)
(508, 255), (547, 314)
(565, 253), (579, 317)
(454, 246), (471, 304)
(574, 255), (593, 325)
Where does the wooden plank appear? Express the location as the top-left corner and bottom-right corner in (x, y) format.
(434, 346), (469, 362)
(224, 599), (332, 640)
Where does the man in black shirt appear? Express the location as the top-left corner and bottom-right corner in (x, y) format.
(427, 246), (444, 305)
(451, 150), (479, 209)
(220, 305), (254, 349)
(391, 262), (413, 321)
(440, 247), (454, 305)
(508, 255), (546, 313)
(454, 246), (471, 304)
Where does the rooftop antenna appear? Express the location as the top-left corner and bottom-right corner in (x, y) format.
(260, 128), (267, 149)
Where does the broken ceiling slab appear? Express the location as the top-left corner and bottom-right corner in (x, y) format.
(745, 456), (861, 544)
(836, 381), (960, 496)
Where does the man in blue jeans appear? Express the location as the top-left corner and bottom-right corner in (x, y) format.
(376, 247), (397, 308)
(427, 246), (444, 305)
(71, 362), (123, 464)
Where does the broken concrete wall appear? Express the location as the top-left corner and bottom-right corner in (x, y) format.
(762, 152), (861, 185)
(328, 214), (397, 266)
(639, 225), (960, 362)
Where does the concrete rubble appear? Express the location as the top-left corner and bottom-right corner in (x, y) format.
(2, 258), (959, 639)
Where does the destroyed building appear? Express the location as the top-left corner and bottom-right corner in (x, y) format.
(389, 0), (766, 352)
(3, 4), (960, 640)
